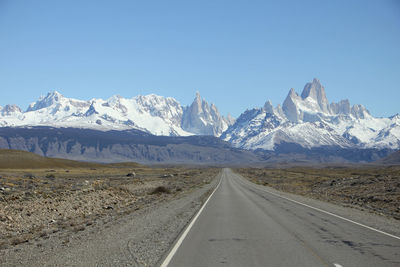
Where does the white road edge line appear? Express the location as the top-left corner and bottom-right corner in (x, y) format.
(160, 173), (223, 267)
(257, 182), (400, 241)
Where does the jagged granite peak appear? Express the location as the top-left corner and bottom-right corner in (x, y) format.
(133, 94), (183, 126)
(263, 100), (287, 120)
(225, 113), (236, 125)
(181, 92), (233, 136)
(263, 100), (274, 114)
(276, 104), (285, 117)
(0, 90), (231, 137)
(191, 91), (203, 113)
(84, 102), (99, 117)
(301, 78), (330, 113)
(289, 87), (297, 97)
(27, 91), (64, 112)
(1, 104), (22, 116)
(330, 99), (351, 115)
(1, 79), (398, 151)
(282, 88), (301, 122)
(351, 104), (370, 119)
(220, 107), (285, 150)
(102, 95), (128, 114)
(223, 78), (400, 151)
(195, 90), (201, 101)
(389, 114), (400, 120)
(210, 103), (221, 122)
(26, 91), (90, 114)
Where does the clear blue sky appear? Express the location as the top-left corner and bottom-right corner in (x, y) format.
(1, 0), (399, 117)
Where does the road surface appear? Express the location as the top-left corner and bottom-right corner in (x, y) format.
(162, 168), (400, 267)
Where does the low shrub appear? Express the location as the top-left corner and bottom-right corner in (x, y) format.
(149, 186), (170, 195)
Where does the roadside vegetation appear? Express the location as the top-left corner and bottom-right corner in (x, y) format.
(0, 150), (218, 250)
(237, 166), (400, 220)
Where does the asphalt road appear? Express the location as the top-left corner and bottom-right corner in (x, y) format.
(162, 168), (400, 267)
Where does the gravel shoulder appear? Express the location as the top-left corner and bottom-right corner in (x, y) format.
(0, 169), (221, 267)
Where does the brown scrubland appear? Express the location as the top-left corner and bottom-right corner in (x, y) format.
(237, 166), (400, 220)
(0, 149), (218, 250)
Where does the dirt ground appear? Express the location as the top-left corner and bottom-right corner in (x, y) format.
(236, 166), (400, 220)
(0, 166), (219, 250)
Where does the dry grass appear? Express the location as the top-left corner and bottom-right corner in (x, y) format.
(0, 150), (219, 250)
(0, 149), (106, 169)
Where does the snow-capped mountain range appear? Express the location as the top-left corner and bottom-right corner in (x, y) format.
(222, 78), (400, 150)
(0, 91), (234, 137)
(0, 78), (399, 151)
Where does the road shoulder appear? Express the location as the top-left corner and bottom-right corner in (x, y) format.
(0, 172), (221, 267)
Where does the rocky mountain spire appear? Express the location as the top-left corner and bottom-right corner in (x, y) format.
(351, 104), (370, 119)
(263, 100), (274, 114)
(225, 113), (235, 125)
(1, 104), (22, 116)
(181, 92), (233, 136)
(282, 88), (301, 122)
(330, 99), (351, 115)
(27, 91), (64, 112)
(222, 78), (400, 152)
(301, 78), (330, 113)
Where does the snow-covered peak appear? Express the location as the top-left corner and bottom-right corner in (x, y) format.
(135, 94), (180, 109)
(84, 102), (99, 117)
(44, 90), (63, 101)
(282, 88), (301, 122)
(107, 94), (123, 104)
(26, 91), (90, 115)
(281, 79), (372, 123)
(181, 92), (234, 136)
(195, 91), (201, 100)
(0, 91), (231, 138)
(351, 104), (370, 119)
(389, 114), (400, 121)
(134, 94), (183, 126)
(288, 88), (298, 98)
(301, 78), (330, 114)
(223, 78), (400, 151)
(225, 113), (236, 125)
(27, 91), (64, 112)
(1, 104), (22, 116)
(101, 95), (128, 113)
(330, 99), (351, 115)
(300, 78), (330, 113)
(263, 100), (286, 120)
(263, 100), (274, 114)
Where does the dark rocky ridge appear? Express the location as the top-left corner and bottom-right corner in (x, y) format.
(0, 126), (394, 165)
(0, 127), (259, 164)
(375, 150), (400, 165)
